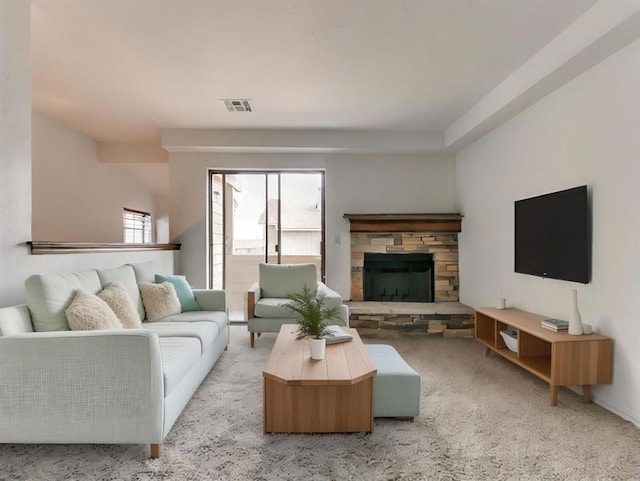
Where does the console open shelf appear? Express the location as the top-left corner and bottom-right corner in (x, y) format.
(475, 307), (612, 406)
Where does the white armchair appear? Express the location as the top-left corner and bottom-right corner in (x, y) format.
(246, 263), (348, 347)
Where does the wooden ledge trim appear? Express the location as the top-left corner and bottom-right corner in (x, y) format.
(343, 213), (462, 233)
(28, 241), (181, 255)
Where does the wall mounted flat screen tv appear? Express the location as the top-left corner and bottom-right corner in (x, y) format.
(514, 185), (590, 283)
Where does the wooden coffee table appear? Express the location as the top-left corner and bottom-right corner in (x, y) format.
(263, 324), (377, 433)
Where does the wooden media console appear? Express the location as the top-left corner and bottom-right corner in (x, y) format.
(475, 307), (612, 406)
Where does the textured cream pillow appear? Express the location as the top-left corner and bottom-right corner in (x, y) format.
(138, 281), (181, 321)
(98, 281), (142, 329)
(65, 289), (123, 330)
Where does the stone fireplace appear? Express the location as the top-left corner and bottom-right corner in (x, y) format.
(344, 214), (462, 303)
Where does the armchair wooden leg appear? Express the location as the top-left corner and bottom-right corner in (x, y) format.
(250, 332), (255, 348)
(150, 443), (161, 458)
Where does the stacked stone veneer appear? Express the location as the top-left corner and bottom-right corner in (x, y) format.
(350, 232), (459, 302)
(349, 311), (475, 333)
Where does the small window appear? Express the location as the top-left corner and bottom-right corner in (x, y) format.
(123, 208), (152, 243)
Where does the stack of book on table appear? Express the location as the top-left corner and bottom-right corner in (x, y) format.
(323, 325), (353, 344)
(541, 318), (569, 331)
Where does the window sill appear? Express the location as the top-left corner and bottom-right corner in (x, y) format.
(27, 241), (181, 254)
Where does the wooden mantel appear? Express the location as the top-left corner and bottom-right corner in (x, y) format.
(343, 213), (462, 233)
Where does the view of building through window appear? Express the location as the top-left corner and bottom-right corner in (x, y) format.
(210, 171), (324, 320)
(123, 208), (152, 243)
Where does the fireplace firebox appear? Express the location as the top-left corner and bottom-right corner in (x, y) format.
(363, 253), (434, 302)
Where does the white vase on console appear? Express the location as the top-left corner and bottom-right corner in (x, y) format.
(568, 289), (583, 335)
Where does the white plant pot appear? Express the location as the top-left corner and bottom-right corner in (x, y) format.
(309, 337), (326, 360)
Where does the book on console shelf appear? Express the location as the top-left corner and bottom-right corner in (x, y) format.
(323, 325), (353, 344)
(541, 318), (569, 331)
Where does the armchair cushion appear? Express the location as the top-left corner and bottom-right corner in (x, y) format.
(254, 298), (298, 319)
(258, 263), (317, 298)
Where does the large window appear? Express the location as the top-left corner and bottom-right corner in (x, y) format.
(123, 208), (152, 243)
(209, 171), (325, 321)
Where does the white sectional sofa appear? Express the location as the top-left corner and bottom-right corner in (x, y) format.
(0, 261), (228, 458)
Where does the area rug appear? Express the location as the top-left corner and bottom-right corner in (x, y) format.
(2, 326), (640, 481)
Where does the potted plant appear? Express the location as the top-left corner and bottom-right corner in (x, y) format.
(285, 285), (341, 360)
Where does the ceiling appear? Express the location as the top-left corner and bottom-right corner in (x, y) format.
(31, 0), (599, 146)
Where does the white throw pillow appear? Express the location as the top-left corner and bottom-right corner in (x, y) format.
(138, 281), (181, 321)
(98, 281), (142, 329)
(65, 289), (123, 331)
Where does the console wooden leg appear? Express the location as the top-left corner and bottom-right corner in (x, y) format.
(150, 443), (161, 459)
(250, 332), (255, 348)
(483, 346), (490, 356)
(550, 386), (558, 406)
(582, 385), (591, 403)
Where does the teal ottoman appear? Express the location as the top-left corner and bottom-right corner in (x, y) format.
(365, 344), (421, 420)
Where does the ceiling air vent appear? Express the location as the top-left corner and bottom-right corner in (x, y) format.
(221, 99), (253, 112)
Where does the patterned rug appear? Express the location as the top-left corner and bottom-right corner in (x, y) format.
(2, 326), (640, 481)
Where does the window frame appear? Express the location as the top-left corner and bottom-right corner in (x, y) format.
(123, 207), (152, 244)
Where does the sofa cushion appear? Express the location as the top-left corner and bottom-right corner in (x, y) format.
(25, 269), (102, 332)
(0, 304), (34, 335)
(98, 282), (142, 329)
(254, 298), (298, 319)
(129, 261), (159, 284)
(97, 265), (144, 322)
(139, 282), (181, 321)
(65, 289), (123, 331)
(143, 321), (219, 354)
(258, 263), (318, 298)
(155, 274), (200, 312)
(160, 311), (229, 333)
(158, 337), (201, 396)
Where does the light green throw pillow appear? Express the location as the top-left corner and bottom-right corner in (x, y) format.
(155, 274), (200, 312)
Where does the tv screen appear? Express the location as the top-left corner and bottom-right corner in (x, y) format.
(514, 185), (590, 283)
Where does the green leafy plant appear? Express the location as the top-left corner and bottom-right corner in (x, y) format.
(285, 285), (341, 340)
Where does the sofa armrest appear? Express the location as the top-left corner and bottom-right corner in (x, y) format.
(0, 330), (164, 444)
(193, 289), (227, 312)
(316, 283), (349, 326)
(248, 282), (261, 300)
(0, 304), (33, 335)
(316, 282), (342, 301)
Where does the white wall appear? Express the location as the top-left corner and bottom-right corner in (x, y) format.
(456, 38), (640, 424)
(0, 4), (174, 308)
(32, 112), (170, 243)
(169, 152), (457, 294)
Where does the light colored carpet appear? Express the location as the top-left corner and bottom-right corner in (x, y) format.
(2, 326), (640, 481)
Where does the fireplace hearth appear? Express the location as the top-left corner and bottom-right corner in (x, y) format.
(364, 253), (434, 302)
